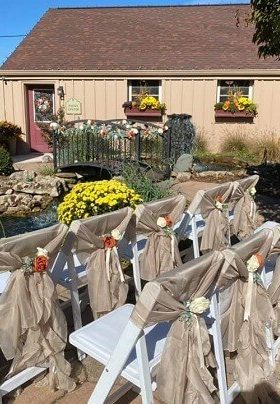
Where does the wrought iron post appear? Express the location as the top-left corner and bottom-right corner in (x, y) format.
(52, 129), (58, 170)
(135, 132), (141, 163)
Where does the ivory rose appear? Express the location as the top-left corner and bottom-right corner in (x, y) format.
(246, 253), (264, 272)
(249, 187), (256, 196)
(111, 229), (122, 241)
(157, 217), (167, 228)
(36, 247), (49, 257)
(189, 297), (210, 314)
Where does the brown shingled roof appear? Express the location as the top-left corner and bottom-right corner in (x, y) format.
(1, 4), (279, 71)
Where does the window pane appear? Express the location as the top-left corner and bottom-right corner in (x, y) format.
(218, 80), (252, 102)
(129, 80), (160, 101)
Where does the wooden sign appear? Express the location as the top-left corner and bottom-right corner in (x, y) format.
(65, 98), (82, 115)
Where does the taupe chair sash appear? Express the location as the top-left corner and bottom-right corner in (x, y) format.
(231, 175), (259, 239)
(131, 250), (224, 404)
(135, 194), (186, 281)
(70, 207), (133, 317)
(267, 226), (280, 335)
(0, 224), (75, 391)
(188, 182), (234, 253)
(218, 229), (274, 392)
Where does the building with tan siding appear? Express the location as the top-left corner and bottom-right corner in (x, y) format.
(1, 4), (280, 153)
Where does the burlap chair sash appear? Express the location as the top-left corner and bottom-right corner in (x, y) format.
(0, 224), (75, 391)
(218, 229), (275, 392)
(70, 207), (133, 317)
(267, 225), (280, 335)
(231, 175), (259, 240)
(188, 183), (234, 253)
(135, 194), (186, 281)
(131, 250), (225, 404)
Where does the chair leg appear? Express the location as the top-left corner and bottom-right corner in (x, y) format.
(210, 293), (230, 404)
(67, 254), (85, 361)
(191, 216), (200, 258)
(135, 334), (154, 404)
(88, 321), (143, 404)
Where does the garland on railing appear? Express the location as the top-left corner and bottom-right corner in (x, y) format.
(50, 119), (166, 142)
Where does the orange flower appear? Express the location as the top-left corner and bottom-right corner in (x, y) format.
(33, 256), (49, 272)
(164, 215), (173, 227)
(216, 195), (223, 203)
(255, 253), (264, 268)
(103, 236), (117, 249)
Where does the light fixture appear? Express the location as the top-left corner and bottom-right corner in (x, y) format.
(57, 86), (65, 100)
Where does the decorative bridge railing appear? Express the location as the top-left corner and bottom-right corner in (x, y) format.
(52, 114), (195, 177)
(52, 119), (172, 176)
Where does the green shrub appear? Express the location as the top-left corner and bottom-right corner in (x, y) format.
(0, 146), (14, 176)
(57, 179), (142, 225)
(0, 121), (21, 148)
(122, 163), (171, 202)
(221, 134), (250, 154)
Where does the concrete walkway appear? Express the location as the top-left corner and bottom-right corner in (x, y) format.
(12, 153), (53, 172)
(172, 180), (216, 202)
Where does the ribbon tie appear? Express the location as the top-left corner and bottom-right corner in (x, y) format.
(179, 297), (210, 368)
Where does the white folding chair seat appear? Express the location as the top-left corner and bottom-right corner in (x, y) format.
(0, 272), (11, 294)
(70, 304), (170, 388)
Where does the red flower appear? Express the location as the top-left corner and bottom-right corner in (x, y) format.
(103, 236), (117, 249)
(164, 215), (173, 227)
(33, 256), (49, 273)
(255, 253), (264, 268)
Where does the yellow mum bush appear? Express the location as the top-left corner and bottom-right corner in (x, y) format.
(57, 179), (142, 225)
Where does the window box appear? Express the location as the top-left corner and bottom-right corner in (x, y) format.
(215, 110), (255, 119)
(123, 106), (163, 118)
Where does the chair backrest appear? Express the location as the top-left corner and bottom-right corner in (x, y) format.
(132, 194), (186, 291)
(51, 207), (133, 318)
(230, 175), (259, 239)
(184, 181), (234, 257)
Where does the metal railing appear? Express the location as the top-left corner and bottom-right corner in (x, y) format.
(52, 119), (171, 176)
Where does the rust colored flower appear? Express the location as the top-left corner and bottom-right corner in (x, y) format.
(216, 195), (224, 203)
(164, 215), (173, 227)
(255, 253), (264, 268)
(103, 236), (117, 249)
(33, 256), (49, 273)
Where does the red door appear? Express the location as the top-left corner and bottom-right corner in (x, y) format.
(27, 85), (55, 152)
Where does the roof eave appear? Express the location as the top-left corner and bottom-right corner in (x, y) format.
(1, 69), (280, 79)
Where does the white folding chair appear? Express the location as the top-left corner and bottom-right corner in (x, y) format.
(0, 224), (68, 401)
(70, 250), (244, 404)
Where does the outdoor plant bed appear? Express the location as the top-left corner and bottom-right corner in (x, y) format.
(123, 106), (163, 118)
(215, 110), (255, 120)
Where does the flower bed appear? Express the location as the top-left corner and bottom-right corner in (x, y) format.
(57, 179), (142, 225)
(214, 90), (257, 120)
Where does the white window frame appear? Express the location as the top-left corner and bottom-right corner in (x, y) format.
(216, 80), (253, 103)
(128, 80), (162, 102)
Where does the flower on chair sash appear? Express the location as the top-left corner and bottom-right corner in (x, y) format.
(21, 247), (49, 275)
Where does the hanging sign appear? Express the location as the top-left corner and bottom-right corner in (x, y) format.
(65, 98), (82, 115)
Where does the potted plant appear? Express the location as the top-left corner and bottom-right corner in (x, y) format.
(123, 91), (166, 118)
(214, 89), (257, 119)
